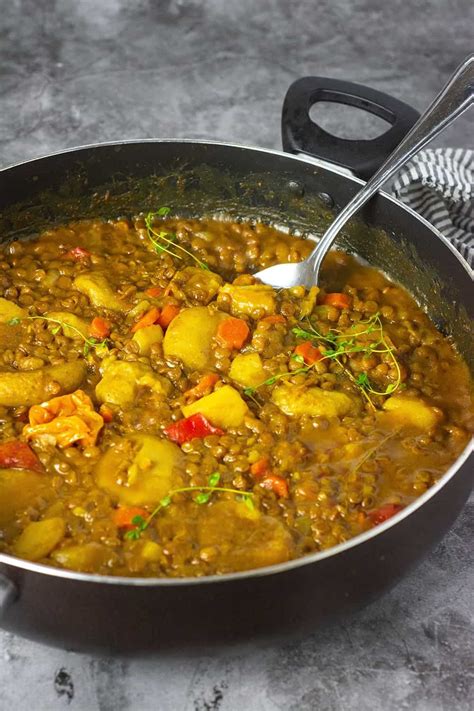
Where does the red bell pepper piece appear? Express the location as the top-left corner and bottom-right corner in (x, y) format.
(63, 246), (92, 261)
(368, 503), (404, 525)
(0, 440), (43, 472)
(164, 413), (224, 445)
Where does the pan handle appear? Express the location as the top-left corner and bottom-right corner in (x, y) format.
(281, 77), (420, 180)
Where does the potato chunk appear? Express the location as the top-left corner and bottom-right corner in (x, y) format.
(0, 297), (26, 323)
(95, 434), (184, 505)
(52, 543), (114, 573)
(132, 324), (163, 355)
(383, 395), (442, 429)
(0, 361), (86, 407)
(73, 272), (124, 311)
(95, 359), (171, 407)
(46, 311), (90, 339)
(272, 383), (357, 418)
(163, 306), (227, 371)
(229, 352), (266, 388)
(13, 517), (66, 561)
(299, 286), (319, 318)
(219, 283), (276, 319)
(197, 501), (292, 572)
(182, 384), (248, 429)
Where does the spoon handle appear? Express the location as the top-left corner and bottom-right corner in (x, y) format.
(309, 53), (474, 281)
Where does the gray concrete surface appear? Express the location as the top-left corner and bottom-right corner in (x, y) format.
(0, 1), (473, 709)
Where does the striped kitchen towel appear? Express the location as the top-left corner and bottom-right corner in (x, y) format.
(392, 148), (473, 269)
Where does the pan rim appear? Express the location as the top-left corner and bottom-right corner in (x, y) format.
(1, 137), (471, 278)
(0, 138), (472, 586)
(1, 442), (471, 586)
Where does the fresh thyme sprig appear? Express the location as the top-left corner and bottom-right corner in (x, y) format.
(243, 313), (401, 406)
(243, 364), (310, 398)
(8, 315), (109, 357)
(144, 208), (209, 271)
(125, 472), (254, 540)
(350, 431), (397, 476)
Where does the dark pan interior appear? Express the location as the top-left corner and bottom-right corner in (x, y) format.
(0, 141), (472, 369)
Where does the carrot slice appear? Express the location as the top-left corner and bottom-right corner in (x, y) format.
(158, 303), (180, 329)
(216, 317), (250, 350)
(90, 317), (111, 339)
(260, 474), (289, 498)
(322, 292), (351, 309)
(113, 506), (148, 530)
(294, 341), (323, 365)
(250, 457), (270, 478)
(131, 307), (161, 333)
(145, 286), (164, 298)
(184, 373), (220, 401)
(260, 315), (286, 325)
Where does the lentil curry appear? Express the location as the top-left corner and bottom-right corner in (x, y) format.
(0, 214), (472, 577)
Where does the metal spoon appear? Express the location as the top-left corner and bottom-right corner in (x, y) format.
(254, 54), (474, 289)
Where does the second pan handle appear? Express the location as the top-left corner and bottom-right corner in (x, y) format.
(281, 76), (420, 179)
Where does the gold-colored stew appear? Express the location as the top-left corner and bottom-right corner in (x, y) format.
(0, 214), (472, 576)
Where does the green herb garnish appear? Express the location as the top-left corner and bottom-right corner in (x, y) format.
(350, 431), (396, 476)
(243, 313), (401, 407)
(144, 209), (209, 270)
(8, 315), (109, 356)
(125, 472), (254, 540)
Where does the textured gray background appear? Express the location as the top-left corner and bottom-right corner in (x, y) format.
(0, 1), (473, 710)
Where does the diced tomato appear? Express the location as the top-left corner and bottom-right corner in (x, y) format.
(216, 317), (250, 350)
(158, 303), (180, 329)
(63, 246), (91, 261)
(260, 474), (289, 498)
(250, 457), (270, 478)
(145, 286), (164, 298)
(368, 503), (404, 526)
(321, 292), (351, 309)
(0, 440), (43, 472)
(131, 307), (161, 333)
(113, 506), (148, 530)
(294, 341), (323, 365)
(164, 413), (224, 445)
(90, 317), (111, 339)
(184, 374), (220, 401)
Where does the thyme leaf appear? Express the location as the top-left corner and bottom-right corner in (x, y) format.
(246, 313), (401, 407)
(9, 316), (109, 356)
(125, 471), (254, 540)
(351, 431), (397, 476)
(145, 210), (209, 270)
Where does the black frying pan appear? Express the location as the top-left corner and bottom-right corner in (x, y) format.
(0, 78), (472, 652)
